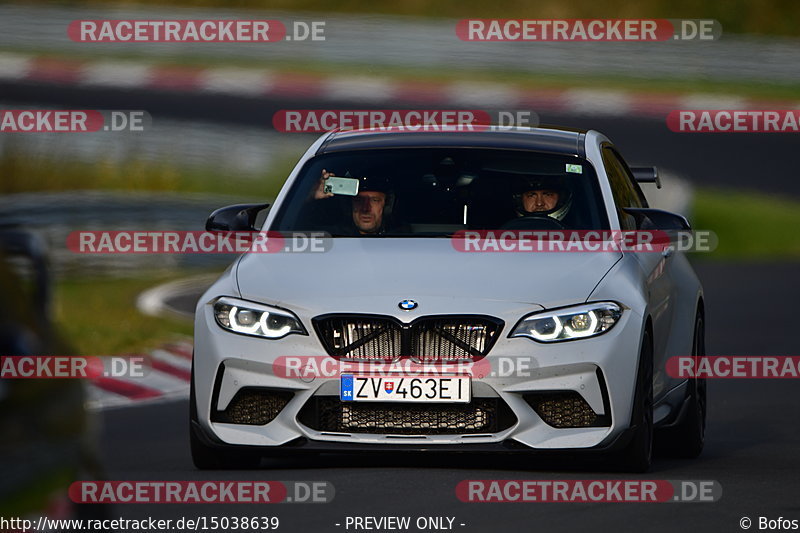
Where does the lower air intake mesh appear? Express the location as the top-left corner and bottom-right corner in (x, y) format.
(212, 389), (293, 425)
(298, 396), (515, 435)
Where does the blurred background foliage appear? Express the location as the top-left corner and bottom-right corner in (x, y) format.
(23, 0), (800, 37)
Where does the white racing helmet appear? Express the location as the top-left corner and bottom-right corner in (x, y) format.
(512, 174), (573, 221)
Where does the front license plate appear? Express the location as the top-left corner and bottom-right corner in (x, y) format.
(340, 375), (471, 403)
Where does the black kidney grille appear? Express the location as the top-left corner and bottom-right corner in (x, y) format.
(411, 318), (497, 363)
(313, 315), (503, 363)
(314, 316), (402, 361)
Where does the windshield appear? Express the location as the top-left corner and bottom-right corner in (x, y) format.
(270, 148), (609, 236)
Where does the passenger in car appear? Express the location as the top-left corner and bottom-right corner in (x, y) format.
(307, 170), (393, 235)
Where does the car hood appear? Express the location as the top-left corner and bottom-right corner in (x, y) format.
(235, 239), (621, 317)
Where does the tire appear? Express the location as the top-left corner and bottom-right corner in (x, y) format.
(656, 313), (706, 458)
(615, 327), (653, 473)
(189, 362), (261, 470)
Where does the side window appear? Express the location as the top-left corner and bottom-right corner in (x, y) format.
(602, 146), (644, 230)
(613, 147), (649, 208)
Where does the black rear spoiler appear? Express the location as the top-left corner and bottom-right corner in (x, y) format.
(631, 167), (661, 189)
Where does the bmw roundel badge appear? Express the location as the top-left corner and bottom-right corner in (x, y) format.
(398, 299), (418, 311)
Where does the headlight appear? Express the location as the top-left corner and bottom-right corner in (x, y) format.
(510, 302), (622, 343)
(213, 297), (306, 339)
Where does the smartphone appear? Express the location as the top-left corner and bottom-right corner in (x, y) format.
(323, 176), (360, 196)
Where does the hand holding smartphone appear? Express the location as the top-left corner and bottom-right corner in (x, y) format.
(315, 169), (360, 199)
(323, 176), (360, 196)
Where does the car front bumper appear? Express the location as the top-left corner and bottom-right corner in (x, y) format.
(193, 294), (645, 452)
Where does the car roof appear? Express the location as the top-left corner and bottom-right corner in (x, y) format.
(317, 126), (588, 158)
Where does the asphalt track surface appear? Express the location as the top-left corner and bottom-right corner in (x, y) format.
(97, 261), (800, 533)
(5, 81), (799, 532)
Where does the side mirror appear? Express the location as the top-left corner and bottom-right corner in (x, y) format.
(205, 203), (270, 232)
(623, 208), (691, 231)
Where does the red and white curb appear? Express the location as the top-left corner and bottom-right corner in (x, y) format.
(85, 340), (193, 411)
(136, 274), (217, 322)
(2, 52), (797, 118)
